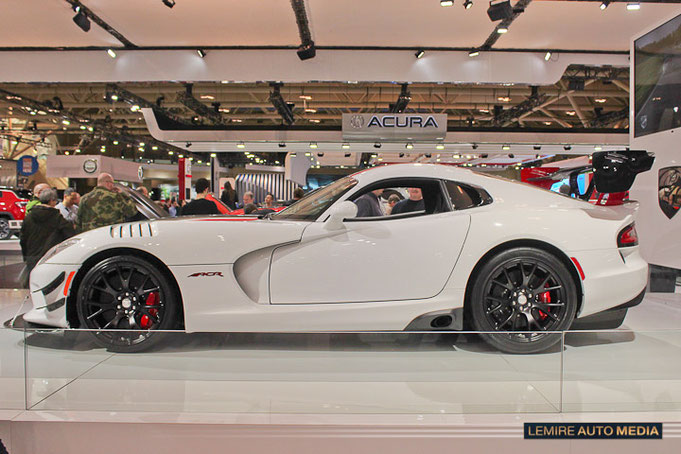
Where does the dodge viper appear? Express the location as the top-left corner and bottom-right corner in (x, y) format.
(15, 157), (651, 354)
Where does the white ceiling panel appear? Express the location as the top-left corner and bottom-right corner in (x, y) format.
(87, 0), (300, 47)
(0, 0), (121, 47)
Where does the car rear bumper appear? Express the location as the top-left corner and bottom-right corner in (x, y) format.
(572, 247), (648, 317)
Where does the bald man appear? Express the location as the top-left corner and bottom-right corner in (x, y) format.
(76, 173), (137, 232)
(25, 183), (51, 213)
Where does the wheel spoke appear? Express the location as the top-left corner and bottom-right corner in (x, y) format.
(102, 313), (124, 329)
(534, 305), (561, 322)
(492, 279), (514, 291)
(86, 308), (104, 320)
(534, 273), (552, 291)
(91, 284), (117, 296)
(138, 286), (160, 296)
(502, 267), (515, 287)
(542, 285), (562, 292)
(84, 299), (115, 308)
(101, 272), (120, 293)
(525, 263), (538, 287)
(498, 312), (515, 330)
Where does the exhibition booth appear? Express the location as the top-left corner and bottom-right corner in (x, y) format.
(2, 1), (681, 453)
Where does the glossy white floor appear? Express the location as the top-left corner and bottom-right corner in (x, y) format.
(2, 288), (681, 453)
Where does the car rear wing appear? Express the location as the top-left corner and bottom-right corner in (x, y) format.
(591, 150), (655, 194)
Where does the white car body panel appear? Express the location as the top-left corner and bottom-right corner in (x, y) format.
(22, 164), (648, 333)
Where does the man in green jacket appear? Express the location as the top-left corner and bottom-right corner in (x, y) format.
(76, 173), (138, 232)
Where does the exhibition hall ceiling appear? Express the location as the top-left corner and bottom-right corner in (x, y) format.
(0, 0), (679, 51)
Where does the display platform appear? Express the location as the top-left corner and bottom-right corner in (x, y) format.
(2, 289), (681, 453)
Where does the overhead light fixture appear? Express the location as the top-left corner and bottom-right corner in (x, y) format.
(309, 142), (318, 149)
(425, 153), (432, 158)
(595, 98), (607, 103)
(297, 41), (316, 61)
(497, 27), (508, 34)
(341, 143), (350, 149)
(130, 105), (140, 112)
(436, 143), (445, 150)
(440, 0), (454, 6)
(566, 110), (576, 116)
(406, 143), (414, 149)
(502, 144), (511, 150)
(197, 49), (206, 58)
(626, 2), (640, 10)
(278, 142), (287, 148)
(498, 96), (510, 102)
(163, 0), (175, 7)
(374, 142), (382, 149)
(317, 152), (324, 157)
(72, 7), (91, 32)
(487, 0), (513, 21)
(600, 0), (610, 10)
(468, 49), (480, 57)
(415, 49), (425, 59)
(594, 145), (603, 151)
(463, 0), (473, 9)
(61, 120), (70, 125)
(237, 142), (245, 148)
(533, 145), (542, 150)
(305, 108), (317, 113)
(544, 51), (551, 61)
(107, 49), (117, 59)
(508, 153), (515, 158)
(564, 145), (572, 151)
(305, 152), (312, 157)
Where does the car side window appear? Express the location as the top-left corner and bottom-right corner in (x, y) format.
(347, 178), (449, 221)
(445, 181), (492, 210)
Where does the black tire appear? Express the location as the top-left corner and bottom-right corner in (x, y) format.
(76, 255), (180, 353)
(0, 218), (11, 240)
(470, 247), (578, 354)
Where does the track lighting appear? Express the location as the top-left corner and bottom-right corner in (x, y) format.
(502, 144), (510, 151)
(463, 0), (473, 8)
(342, 143), (350, 149)
(107, 49), (117, 59)
(399, 152), (405, 158)
(472, 144), (479, 150)
(72, 7), (91, 32)
(440, 0), (454, 6)
(237, 142), (245, 149)
(415, 49), (425, 59)
(344, 153), (351, 158)
(497, 27), (508, 34)
(185, 142), (192, 148)
(163, 0), (175, 7)
(599, 0), (610, 10)
(278, 142), (286, 148)
(544, 51), (551, 61)
(309, 142), (318, 149)
(468, 49), (480, 57)
(436, 143), (445, 150)
(374, 142), (382, 149)
(406, 143), (414, 149)
(197, 49), (206, 58)
(626, 2), (640, 10)
(487, 0), (513, 21)
(317, 152), (324, 157)
(508, 153), (514, 158)
(564, 145), (572, 151)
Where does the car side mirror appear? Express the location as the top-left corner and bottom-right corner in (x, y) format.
(325, 201), (358, 230)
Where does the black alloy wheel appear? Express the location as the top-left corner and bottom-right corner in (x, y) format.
(0, 219), (11, 240)
(470, 247), (578, 354)
(76, 255), (179, 352)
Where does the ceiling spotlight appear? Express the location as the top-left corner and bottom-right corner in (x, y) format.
(463, 0), (473, 8)
(415, 49), (425, 59)
(508, 153), (514, 158)
(544, 51), (551, 61)
(317, 152), (324, 157)
(163, 0), (175, 7)
(107, 49), (117, 59)
(399, 152), (405, 158)
(497, 27), (508, 34)
(595, 98), (607, 103)
(487, 0), (513, 21)
(374, 142), (382, 149)
(130, 105), (140, 112)
(344, 152), (351, 158)
(342, 143), (350, 149)
(594, 145), (603, 151)
(502, 144), (510, 150)
(436, 143), (445, 150)
(626, 2), (640, 10)
(599, 0), (610, 9)
(468, 49), (480, 57)
(72, 7), (91, 32)
(472, 144), (479, 150)
(186, 142), (192, 148)
(297, 41), (316, 61)
(237, 142), (245, 149)
(425, 153), (432, 158)
(113, 140), (119, 145)
(406, 143), (414, 149)
(278, 142), (286, 148)
(533, 145), (542, 150)
(197, 49), (206, 58)
(564, 145), (572, 151)
(440, 0), (454, 6)
(309, 142), (318, 149)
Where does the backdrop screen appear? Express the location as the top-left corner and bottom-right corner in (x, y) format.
(634, 13), (681, 138)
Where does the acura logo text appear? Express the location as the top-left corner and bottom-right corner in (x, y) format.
(188, 272), (224, 277)
(366, 115), (439, 129)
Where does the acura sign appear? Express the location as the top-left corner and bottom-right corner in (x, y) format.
(342, 113), (447, 141)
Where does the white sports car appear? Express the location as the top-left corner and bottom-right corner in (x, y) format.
(17, 160), (650, 353)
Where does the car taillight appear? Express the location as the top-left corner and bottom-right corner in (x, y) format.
(618, 223), (638, 247)
(15, 201), (27, 209)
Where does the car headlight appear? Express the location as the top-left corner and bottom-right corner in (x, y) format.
(37, 238), (82, 266)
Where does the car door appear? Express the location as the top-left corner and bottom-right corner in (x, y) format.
(268, 179), (471, 304)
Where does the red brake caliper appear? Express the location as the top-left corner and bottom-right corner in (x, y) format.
(140, 292), (159, 329)
(537, 287), (551, 320)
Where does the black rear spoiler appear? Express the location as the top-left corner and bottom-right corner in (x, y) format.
(591, 150), (655, 194)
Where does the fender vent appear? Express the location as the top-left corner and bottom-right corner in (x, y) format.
(109, 223), (154, 239)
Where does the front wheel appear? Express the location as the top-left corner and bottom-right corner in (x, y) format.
(76, 255), (180, 352)
(470, 247), (578, 354)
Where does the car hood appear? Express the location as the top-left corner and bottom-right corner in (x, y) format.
(46, 215), (309, 266)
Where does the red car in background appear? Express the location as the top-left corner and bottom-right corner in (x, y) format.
(0, 187), (31, 240)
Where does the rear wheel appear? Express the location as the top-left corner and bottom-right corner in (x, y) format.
(470, 247), (578, 354)
(76, 255), (179, 352)
(0, 218), (11, 240)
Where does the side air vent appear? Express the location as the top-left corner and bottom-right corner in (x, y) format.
(109, 222), (154, 239)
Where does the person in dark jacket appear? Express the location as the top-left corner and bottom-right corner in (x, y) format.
(180, 178), (220, 216)
(391, 188), (425, 215)
(354, 188), (384, 217)
(20, 188), (76, 273)
(220, 182), (238, 210)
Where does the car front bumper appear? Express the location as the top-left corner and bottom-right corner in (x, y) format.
(22, 263), (79, 329)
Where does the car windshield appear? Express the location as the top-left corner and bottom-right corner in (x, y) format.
(272, 177), (358, 221)
(115, 183), (169, 219)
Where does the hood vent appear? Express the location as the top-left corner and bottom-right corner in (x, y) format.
(109, 222), (154, 239)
